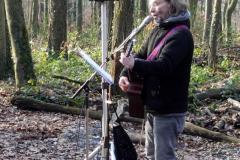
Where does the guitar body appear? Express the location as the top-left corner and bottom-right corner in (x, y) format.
(127, 79), (144, 118)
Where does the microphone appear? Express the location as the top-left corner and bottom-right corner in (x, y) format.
(136, 15), (154, 32)
(113, 15), (153, 53)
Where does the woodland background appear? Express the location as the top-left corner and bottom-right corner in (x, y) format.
(0, 0), (240, 159)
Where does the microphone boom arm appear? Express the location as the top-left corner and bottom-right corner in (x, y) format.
(113, 16), (153, 54)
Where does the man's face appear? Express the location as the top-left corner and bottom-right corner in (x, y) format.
(149, 0), (171, 21)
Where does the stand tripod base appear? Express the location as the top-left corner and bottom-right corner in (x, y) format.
(84, 144), (102, 160)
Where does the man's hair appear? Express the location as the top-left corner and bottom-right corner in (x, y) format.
(167, 0), (187, 16)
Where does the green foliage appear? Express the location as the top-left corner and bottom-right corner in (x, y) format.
(235, 33), (240, 44)
(68, 24), (100, 49)
(33, 48), (102, 85)
(190, 65), (214, 87)
(29, 30), (102, 105)
(220, 56), (230, 71)
(193, 47), (204, 57)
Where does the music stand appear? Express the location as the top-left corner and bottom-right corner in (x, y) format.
(73, 48), (113, 160)
(72, 1), (111, 159)
(73, 48), (113, 85)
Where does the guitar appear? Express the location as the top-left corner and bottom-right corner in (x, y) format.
(125, 40), (144, 118)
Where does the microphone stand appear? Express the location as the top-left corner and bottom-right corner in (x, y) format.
(72, 79), (90, 160)
(71, 60), (109, 159)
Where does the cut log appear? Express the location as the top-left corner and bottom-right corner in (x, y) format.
(191, 88), (240, 102)
(212, 119), (226, 131)
(227, 98), (240, 110)
(11, 96), (240, 144)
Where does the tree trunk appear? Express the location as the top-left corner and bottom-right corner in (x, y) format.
(202, 0), (212, 44)
(5, 21), (13, 77)
(67, 0), (75, 30)
(44, 0), (48, 30)
(222, 0), (228, 32)
(140, 0), (148, 18)
(32, 0), (39, 39)
(76, 0), (82, 33)
(225, 0), (238, 44)
(108, 1), (114, 48)
(110, 0), (134, 94)
(189, 0), (198, 28)
(91, 1), (101, 40)
(4, 0), (36, 88)
(48, 0), (67, 58)
(208, 0), (222, 69)
(11, 96), (240, 144)
(92, 2), (99, 25)
(27, 0), (33, 34)
(0, 0), (7, 79)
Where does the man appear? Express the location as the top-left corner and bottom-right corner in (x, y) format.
(119, 0), (194, 159)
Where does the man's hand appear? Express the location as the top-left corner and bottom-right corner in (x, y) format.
(118, 76), (130, 92)
(119, 52), (135, 69)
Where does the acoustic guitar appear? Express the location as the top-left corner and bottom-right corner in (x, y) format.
(125, 40), (144, 118)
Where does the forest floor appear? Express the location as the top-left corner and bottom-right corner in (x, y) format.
(0, 82), (240, 160)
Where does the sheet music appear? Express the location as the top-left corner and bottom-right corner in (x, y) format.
(74, 48), (113, 85)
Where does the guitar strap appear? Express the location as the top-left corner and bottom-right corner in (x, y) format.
(146, 25), (189, 61)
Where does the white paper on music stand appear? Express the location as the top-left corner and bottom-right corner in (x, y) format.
(75, 48), (113, 85)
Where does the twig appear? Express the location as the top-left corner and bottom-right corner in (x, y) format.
(52, 75), (83, 84)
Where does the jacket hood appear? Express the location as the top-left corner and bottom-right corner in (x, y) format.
(155, 10), (191, 28)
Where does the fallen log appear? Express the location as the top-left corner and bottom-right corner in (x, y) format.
(183, 122), (240, 144)
(10, 96), (143, 123)
(11, 96), (240, 144)
(128, 121), (240, 145)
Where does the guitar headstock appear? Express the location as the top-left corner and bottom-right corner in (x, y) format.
(125, 39), (136, 57)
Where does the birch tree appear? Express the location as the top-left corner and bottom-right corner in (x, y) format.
(202, 0), (213, 44)
(209, 0), (222, 69)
